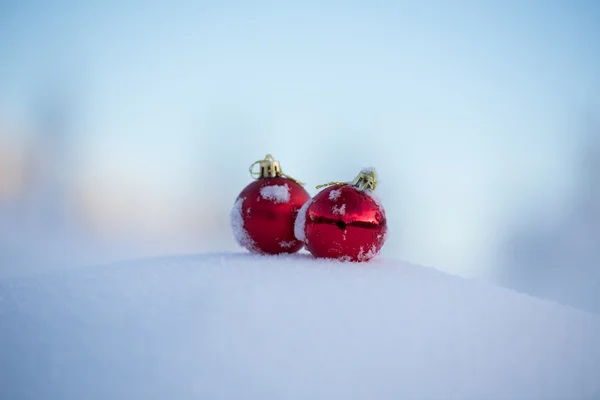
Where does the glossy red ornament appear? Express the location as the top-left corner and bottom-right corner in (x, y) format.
(295, 170), (387, 262)
(231, 155), (310, 255)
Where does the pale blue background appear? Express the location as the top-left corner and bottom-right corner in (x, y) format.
(1, 1), (599, 311)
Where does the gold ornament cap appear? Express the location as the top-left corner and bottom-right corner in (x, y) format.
(249, 154), (304, 185)
(352, 168), (378, 191)
(250, 154), (281, 178)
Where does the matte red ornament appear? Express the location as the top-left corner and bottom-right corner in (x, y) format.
(231, 155), (310, 255)
(295, 169), (387, 262)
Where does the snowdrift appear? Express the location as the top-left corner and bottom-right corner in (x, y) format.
(1, 252), (599, 399)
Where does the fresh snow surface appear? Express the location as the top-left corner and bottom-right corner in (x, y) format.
(260, 184), (290, 203)
(1, 253), (600, 400)
(293, 198), (312, 242)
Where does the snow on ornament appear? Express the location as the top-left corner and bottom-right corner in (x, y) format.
(259, 184), (291, 203)
(230, 154), (311, 255)
(295, 168), (387, 262)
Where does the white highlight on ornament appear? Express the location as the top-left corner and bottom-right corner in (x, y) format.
(332, 204), (346, 216)
(230, 197), (257, 251)
(279, 240), (295, 249)
(329, 189), (342, 201)
(260, 184), (290, 203)
(294, 198), (313, 242)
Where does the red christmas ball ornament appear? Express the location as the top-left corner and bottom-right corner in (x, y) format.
(231, 154), (311, 254)
(295, 168), (387, 262)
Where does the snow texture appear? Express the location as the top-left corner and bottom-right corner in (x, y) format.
(293, 198), (312, 242)
(260, 184), (290, 203)
(1, 253), (599, 400)
(332, 203), (346, 216)
(230, 197), (256, 251)
(329, 188), (342, 201)
(279, 240), (295, 249)
(357, 244), (379, 261)
(361, 166), (377, 176)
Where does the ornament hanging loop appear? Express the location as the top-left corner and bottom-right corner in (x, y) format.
(249, 154), (280, 179)
(248, 154), (304, 185)
(316, 168), (378, 191)
(315, 181), (347, 190)
(249, 160), (262, 179)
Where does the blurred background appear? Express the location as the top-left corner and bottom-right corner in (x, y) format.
(1, 1), (599, 312)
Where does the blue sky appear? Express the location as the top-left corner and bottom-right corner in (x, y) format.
(1, 1), (600, 276)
